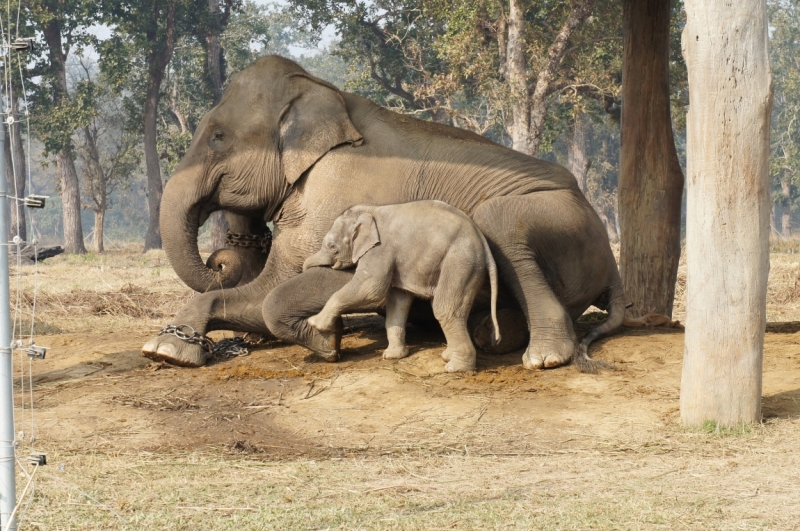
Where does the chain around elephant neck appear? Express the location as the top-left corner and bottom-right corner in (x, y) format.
(225, 230), (272, 254)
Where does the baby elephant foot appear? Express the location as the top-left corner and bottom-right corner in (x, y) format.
(142, 334), (208, 367)
(383, 345), (409, 360)
(306, 317), (343, 362)
(521, 338), (575, 370)
(308, 312), (338, 333)
(443, 347), (476, 372)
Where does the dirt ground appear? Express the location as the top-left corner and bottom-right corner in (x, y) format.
(7, 249), (800, 529)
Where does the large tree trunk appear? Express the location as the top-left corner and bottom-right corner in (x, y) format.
(209, 210), (227, 250)
(567, 111), (591, 193)
(57, 149), (87, 254)
(680, 0), (772, 427)
(143, 1), (178, 252)
(780, 176), (791, 236)
(94, 209), (105, 253)
(618, 0), (684, 318)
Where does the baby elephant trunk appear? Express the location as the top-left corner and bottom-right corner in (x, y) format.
(481, 232), (502, 346)
(303, 249), (335, 272)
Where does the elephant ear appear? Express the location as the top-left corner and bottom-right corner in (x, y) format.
(351, 212), (380, 264)
(280, 73), (363, 185)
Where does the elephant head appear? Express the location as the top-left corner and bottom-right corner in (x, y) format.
(303, 209), (380, 271)
(160, 56), (363, 292)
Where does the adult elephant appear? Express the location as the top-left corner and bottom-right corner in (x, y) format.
(143, 55), (624, 370)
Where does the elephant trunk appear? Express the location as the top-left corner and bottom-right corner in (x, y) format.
(303, 249), (335, 271)
(161, 167), (241, 293)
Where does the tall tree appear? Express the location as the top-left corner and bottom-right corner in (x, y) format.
(199, 0), (235, 250)
(680, 0), (772, 427)
(103, 0), (188, 251)
(27, 0), (100, 254)
(617, 0), (684, 318)
(768, 0), (800, 237)
(73, 58), (142, 253)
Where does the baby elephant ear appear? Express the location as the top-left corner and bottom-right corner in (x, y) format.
(351, 212), (380, 264)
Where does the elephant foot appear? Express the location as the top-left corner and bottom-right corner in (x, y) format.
(306, 317), (343, 362)
(469, 309), (528, 355)
(443, 346), (476, 372)
(142, 334), (208, 367)
(308, 312), (338, 333)
(521, 338), (575, 370)
(383, 345), (409, 360)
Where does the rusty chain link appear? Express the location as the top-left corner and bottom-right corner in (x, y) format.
(225, 230), (272, 254)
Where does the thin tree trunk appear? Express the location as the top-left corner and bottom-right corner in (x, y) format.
(207, 0), (224, 103)
(42, 18), (86, 254)
(506, 0), (531, 153)
(206, 0), (229, 248)
(143, 1), (178, 252)
(567, 111), (591, 193)
(3, 134), (15, 242)
(94, 209), (105, 253)
(57, 149), (87, 254)
(680, 0), (772, 427)
(5, 97), (27, 241)
(618, 0), (684, 318)
(527, 0), (596, 156)
(781, 176), (791, 236)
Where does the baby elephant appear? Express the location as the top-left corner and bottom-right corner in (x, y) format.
(303, 200), (500, 372)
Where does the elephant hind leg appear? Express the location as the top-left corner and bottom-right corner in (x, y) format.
(473, 196), (578, 370)
(432, 257), (483, 372)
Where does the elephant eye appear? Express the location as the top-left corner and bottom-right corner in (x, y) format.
(209, 129), (227, 150)
(327, 242), (336, 252)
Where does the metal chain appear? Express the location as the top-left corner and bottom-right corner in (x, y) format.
(157, 325), (252, 359)
(211, 337), (250, 359)
(225, 230), (272, 254)
(158, 324), (215, 354)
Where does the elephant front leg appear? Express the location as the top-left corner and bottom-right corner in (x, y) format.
(262, 268), (357, 362)
(143, 284), (271, 367)
(383, 289), (414, 360)
(308, 269), (390, 332)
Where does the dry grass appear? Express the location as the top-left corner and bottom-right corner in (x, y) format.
(16, 418), (800, 530)
(9, 247), (194, 335)
(8, 246), (800, 530)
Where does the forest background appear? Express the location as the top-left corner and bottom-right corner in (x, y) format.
(5, 0), (800, 252)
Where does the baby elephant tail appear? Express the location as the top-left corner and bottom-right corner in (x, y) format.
(479, 232), (502, 346)
(573, 275), (626, 373)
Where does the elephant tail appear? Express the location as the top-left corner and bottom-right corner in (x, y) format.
(480, 231), (502, 346)
(573, 275), (626, 374)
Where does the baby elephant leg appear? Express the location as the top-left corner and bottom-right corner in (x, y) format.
(383, 288), (414, 359)
(308, 269), (390, 332)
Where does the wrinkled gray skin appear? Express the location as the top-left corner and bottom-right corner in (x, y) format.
(142, 54), (625, 371)
(303, 201), (501, 372)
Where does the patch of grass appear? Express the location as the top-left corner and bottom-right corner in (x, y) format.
(701, 420), (753, 437)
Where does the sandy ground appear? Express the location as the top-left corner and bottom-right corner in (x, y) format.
(6, 248), (800, 529)
(10, 319), (800, 530)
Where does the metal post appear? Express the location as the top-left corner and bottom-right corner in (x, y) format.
(0, 121), (17, 530)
